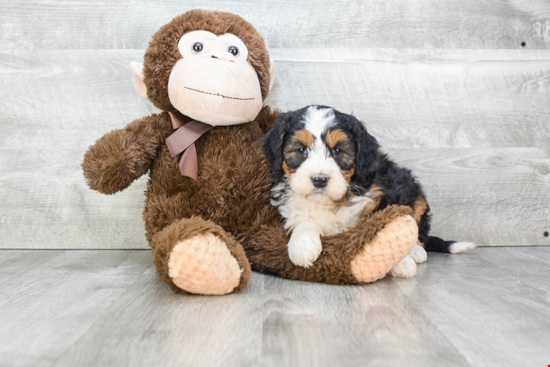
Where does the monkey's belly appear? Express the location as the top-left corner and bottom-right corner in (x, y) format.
(146, 150), (270, 237)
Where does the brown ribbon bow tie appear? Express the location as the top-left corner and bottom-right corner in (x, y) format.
(166, 110), (213, 181)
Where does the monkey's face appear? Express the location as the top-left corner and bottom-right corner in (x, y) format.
(168, 30), (263, 126)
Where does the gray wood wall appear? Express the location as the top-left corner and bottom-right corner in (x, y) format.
(1, 0), (549, 249)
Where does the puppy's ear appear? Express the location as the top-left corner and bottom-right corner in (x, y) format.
(349, 115), (381, 182)
(261, 112), (291, 183)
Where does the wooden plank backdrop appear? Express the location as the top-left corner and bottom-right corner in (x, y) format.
(0, 1), (549, 249)
(1, 0), (550, 49)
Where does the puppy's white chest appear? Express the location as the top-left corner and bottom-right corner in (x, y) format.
(307, 205), (345, 235)
(281, 194), (373, 236)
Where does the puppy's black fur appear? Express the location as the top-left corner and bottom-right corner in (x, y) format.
(262, 105), (455, 253)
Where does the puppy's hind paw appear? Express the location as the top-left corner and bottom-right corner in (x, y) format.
(410, 243), (427, 264)
(389, 255), (417, 279)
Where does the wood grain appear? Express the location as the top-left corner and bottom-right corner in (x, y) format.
(260, 276), (470, 367)
(475, 246), (550, 292)
(1, 248), (549, 366)
(269, 48), (550, 150)
(0, 250), (151, 367)
(386, 148), (550, 247)
(53, 266), (267, 367)
(1, 0), (550, 50)
(392, 250), (550, 367)
(0, 50), (153, 249)
(1, 49), (549, 248)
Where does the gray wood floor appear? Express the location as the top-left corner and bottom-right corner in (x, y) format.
(1, 248), (549, 367)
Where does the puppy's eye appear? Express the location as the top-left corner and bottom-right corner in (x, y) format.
(193, 42), (204, 52)
(228, 46), (239, 56)
(333, 147), (343, 156)
(297, 147), (307, 155)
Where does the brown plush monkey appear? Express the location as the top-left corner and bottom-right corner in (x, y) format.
(82, 9), (418, 295)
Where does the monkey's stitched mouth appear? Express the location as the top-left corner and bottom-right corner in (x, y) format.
(184, 86), (255, 101)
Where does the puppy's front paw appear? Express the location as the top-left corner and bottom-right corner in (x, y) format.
(389, 255), (417, 278)
(288, 232), (322, 268)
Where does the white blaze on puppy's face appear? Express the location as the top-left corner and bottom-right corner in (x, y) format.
(269, 105), (373, 267)
(287, 106), (350, 203)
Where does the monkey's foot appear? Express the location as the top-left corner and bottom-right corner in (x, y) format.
(350, 215), (418, 283)
(152, 217), (251, 295)
(168, 233), (242, 295)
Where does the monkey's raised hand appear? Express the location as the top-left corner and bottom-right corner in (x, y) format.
(82, 114), (169, 194)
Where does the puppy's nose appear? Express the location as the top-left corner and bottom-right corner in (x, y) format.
(312, 175), (328, 188)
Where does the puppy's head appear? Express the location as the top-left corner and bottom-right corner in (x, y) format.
(262, 105), (379, 202)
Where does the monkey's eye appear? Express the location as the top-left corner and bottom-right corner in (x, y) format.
(228, 46), (239, 56)
(297, 147), (307, 156)
(333, 147), (343, 156)
(193, 42), (204, 52)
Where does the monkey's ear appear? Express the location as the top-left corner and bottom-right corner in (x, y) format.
(129, 61), (148, 98)
(268, 57), (275, 92)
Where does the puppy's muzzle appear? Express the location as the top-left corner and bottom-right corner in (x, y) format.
(312, 175), (328, 189)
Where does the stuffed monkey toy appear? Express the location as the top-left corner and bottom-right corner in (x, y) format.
(82, 9), (418, 295)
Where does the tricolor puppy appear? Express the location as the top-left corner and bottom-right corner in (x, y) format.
(261, 105), (475, 278)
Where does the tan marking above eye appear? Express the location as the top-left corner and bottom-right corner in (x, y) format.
(294, 130), (314, 148)
(325, 129), (349, 149)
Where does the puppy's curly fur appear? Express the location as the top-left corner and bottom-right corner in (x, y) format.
(263, 105), (473, 255)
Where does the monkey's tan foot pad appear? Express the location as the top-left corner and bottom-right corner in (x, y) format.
(168, 233), (242, 295)
(350, 215), (418, 283)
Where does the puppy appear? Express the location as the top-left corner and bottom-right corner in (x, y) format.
(261, 105), (475, 278)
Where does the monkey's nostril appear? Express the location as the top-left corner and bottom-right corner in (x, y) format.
(312, 176), (328, 188)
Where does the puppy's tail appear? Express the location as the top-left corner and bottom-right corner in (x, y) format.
(424, 236), (477, 254)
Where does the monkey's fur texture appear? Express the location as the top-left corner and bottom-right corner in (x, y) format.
(82, 10), (418, 295)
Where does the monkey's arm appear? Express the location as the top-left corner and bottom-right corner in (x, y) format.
(245, 205), (417, 284)
(82, 113), (170, 194)
(256, 106), (281, 134)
